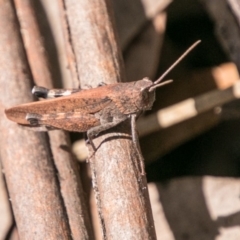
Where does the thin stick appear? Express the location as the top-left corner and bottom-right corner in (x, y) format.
(0, 1), (72, 238)
(62, 0), (157, 239)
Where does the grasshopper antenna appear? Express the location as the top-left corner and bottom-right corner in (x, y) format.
(149, 40), (201, 92)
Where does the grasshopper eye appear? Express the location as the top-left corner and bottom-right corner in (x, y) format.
(141, 89), (155, 110)
(142, 90), (148, 101)
(141, 90), (149, 106)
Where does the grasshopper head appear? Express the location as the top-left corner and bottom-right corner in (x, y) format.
(119, 40), (201, 115)
(135, 78), (156, 111)
(135, 78), (173, 111)
(113, 78), (170, 115)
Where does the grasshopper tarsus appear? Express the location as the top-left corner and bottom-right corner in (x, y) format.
(86, 137), (97, 151)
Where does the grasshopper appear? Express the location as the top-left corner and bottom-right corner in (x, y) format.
(5, 41), (200, 150)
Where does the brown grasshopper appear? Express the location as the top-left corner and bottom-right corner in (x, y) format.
(5, 41), (200, 150)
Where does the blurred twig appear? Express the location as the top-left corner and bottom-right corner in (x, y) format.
(200, 0), (240, 71)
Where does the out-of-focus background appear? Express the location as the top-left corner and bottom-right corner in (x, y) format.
(1, 0), (240, 239)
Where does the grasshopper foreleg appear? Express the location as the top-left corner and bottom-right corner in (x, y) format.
(87, 116), (128, 150)
(32, 86), (81, 99)
(131, 114), (145, 175)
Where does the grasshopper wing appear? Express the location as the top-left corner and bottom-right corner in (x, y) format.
(5, 86), (113, 132)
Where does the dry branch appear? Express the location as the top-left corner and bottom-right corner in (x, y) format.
(0, 1), (71, 239)
(13, 0), (94, 239)
(58, 0), (79, 88)
(228, 0), (240, 27)
(200, 0), (240, 71)
(61, 0), (157, 239)
(0, 163), (13, 240)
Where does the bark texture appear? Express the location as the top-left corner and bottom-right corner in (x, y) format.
(13, 0), (94, 239)
(0, 1), (72, 239)
(61, 0), (157, 239)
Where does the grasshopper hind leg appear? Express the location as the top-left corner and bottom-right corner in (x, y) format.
(32, 86), (81, 99)
(24, 113), (57, 131)
(32, 83), (106, 99)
